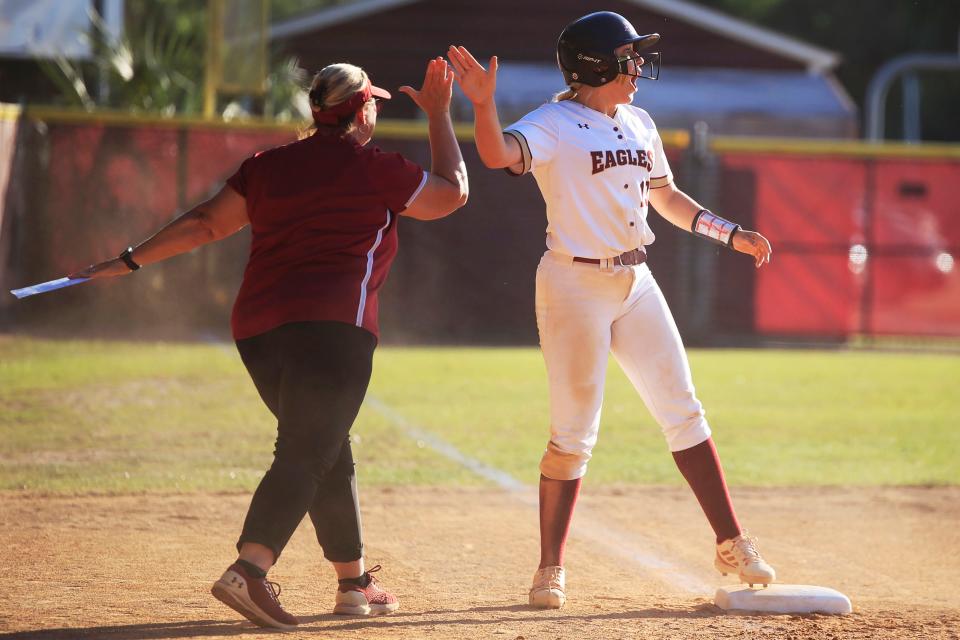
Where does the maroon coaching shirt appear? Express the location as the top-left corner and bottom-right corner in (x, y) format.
(226, 133), (426, 341)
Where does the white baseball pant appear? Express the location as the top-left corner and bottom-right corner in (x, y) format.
(535, 250), (712, 480)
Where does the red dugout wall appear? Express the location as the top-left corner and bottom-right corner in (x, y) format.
(717, 141), (960, 338)
(0, 110), (294, 338)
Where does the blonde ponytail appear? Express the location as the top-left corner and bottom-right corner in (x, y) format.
(552, 83), (581, 102)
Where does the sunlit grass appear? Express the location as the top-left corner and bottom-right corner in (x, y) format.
(1, 337), (957, 492)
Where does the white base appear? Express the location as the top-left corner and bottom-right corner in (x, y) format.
(715, 584), (852, 615)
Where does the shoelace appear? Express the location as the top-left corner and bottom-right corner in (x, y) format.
(733, 536), (763, 564)
(536, 567), (564, 589)
(266, 580), (283, 603)
(365, 564), (383, 586)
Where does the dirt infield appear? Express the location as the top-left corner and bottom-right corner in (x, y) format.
(1, 486), (958, 639)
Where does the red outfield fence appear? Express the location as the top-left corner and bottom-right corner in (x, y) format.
(718, 143), (960, 338)
(1, 107), (958, 343)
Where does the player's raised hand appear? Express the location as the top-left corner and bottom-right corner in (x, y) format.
(447, 45), (498, 107)
(732, 230), (772, 268)
(399, 57), (454, 118)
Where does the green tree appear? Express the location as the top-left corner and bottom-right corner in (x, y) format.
(43, 1), (206, 115)
(43, 0), (309, 121)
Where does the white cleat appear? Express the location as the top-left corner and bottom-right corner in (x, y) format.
(529, 565), (566, 609)
(715, 532), (776, 588)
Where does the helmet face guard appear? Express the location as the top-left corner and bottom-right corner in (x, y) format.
(617, 50), (661, 81)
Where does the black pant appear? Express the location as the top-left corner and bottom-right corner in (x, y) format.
(235, 320), (376, 562)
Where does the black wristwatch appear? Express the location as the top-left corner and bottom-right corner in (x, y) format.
(119, 247), (141, 271)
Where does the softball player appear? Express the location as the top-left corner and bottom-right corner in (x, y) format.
(449, 11), (775, 608)
(72, 58), (467, 628)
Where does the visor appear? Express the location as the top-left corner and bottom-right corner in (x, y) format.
(630, 33), (660, 51)
(313, 79), (392, 125)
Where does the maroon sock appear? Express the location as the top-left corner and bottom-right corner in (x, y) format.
(538, 474), (582, 568)
(672, 438), (741, 544)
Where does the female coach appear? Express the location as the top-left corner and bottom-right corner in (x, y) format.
(449, 11), (775, 609)
(71, 58), (467, 629)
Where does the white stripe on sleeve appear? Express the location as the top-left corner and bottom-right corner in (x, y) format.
(404, 171), (429, 208)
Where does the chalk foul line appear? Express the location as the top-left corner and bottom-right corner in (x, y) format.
(363, 395), (714, 594)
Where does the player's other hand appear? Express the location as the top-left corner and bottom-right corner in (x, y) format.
(399, 57), (454, 119)
(447, 45), (497, 107)
(732, 230), (772, 268)
(69, 258), (130, 280)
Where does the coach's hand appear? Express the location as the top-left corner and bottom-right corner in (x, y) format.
(399, 57), (454, 118)
(732, 230), (772, 268)
(448, 45), (497, 107)
(70, 258), (131, 280)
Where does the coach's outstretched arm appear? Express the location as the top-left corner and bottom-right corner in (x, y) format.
(70, 186), (249, 279)
(448, 45), (523, 173)
(399, 57), (469, 220)
(649, 183), (772, 268)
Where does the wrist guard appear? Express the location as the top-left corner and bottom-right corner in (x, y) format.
(691, 209), (740, 247)
(119, 247), (141, 271)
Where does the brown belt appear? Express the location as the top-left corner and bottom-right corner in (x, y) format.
(572, 248), (647, 266)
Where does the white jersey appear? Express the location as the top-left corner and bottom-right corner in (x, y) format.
(505, 100), (673, 259)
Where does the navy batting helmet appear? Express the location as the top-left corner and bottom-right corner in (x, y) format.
(557, 11), (661, 87)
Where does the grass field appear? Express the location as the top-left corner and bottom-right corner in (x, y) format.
(1, 336), (957, 492)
